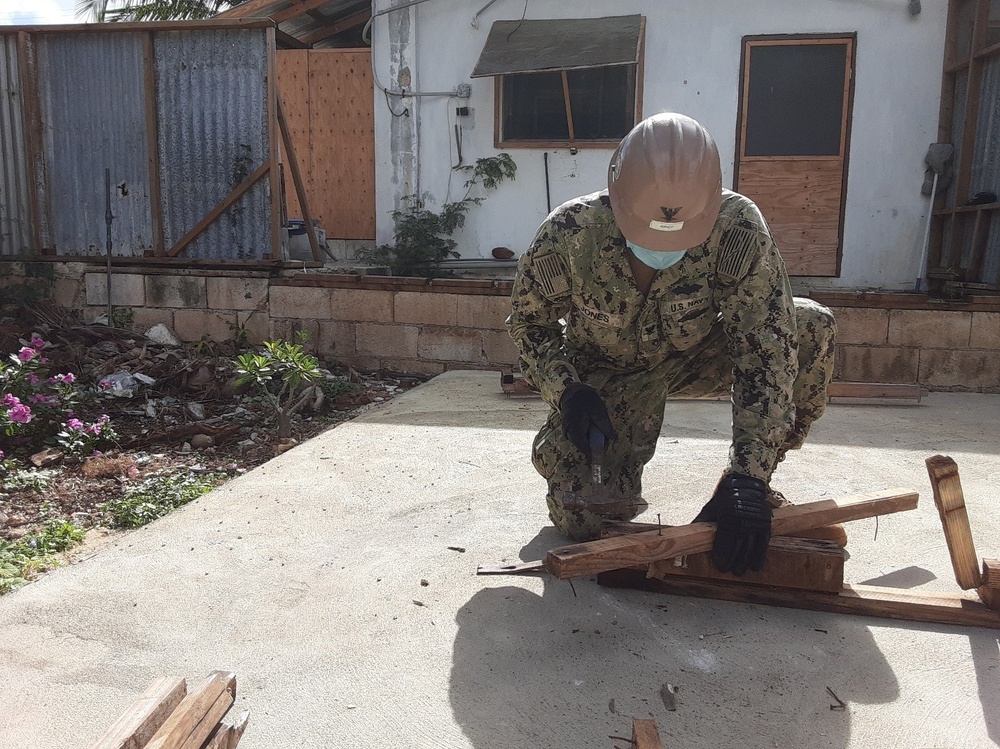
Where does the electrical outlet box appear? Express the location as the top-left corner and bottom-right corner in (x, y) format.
(456, 106), (470, 117)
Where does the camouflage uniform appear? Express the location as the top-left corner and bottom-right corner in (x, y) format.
(507, 189), (836, 541)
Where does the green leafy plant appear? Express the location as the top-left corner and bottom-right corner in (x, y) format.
(358, 153), (517, 278)
(102, 471), (225, 529)
(1, 468), (54, 493)
(0, 519), (85, 594)
(234, 339), (322, 438)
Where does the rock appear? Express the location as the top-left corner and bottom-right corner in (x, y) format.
(190, 434), (215, 449)
(275, 438), (298, 455)
(0, 511), (8, 526)
(180, 442), (192, 453)
(186, 402), (206, 421)
(146, 323), (181, 346)
(29, 447), (64, 468)
(492, 246), (515, 259)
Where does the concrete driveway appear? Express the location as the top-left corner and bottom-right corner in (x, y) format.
(1, 370), (997, 748)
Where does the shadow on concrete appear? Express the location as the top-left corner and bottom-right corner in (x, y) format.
(970, 633), (1000, 746)
(858, 566), (938, 589)
(449, 528), (900, 749)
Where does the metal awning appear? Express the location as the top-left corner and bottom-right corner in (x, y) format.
(470, 15), (643, 78)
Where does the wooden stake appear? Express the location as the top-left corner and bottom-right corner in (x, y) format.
(87, 677), (187, 749)
(980, 559), (1000, 611)
(926, 455), (982, 590)
(631, 718), (665, 749)
(145, 671), (236, 749)
(276, 93), (322, 262)
(545, 489), (918, 580)
(599, 568), (1000, 630)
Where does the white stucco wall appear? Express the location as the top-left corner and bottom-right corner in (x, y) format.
(370, 0), (947, 290)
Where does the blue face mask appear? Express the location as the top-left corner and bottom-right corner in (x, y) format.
(626, 241), (687, 270)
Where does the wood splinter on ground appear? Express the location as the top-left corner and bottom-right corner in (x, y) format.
(87, 671), (248, 749)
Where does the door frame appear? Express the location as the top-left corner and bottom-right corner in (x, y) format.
(733, 32), (857, 277)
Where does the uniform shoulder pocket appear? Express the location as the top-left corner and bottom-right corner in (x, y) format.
(533, 252), (571, 299)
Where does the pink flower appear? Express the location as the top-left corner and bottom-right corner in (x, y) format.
(8, 404), (32, 423)
(62, 372), (75, 384)
(99, 380), (112, 390)
(85, 423), (102, 436)
(66, 418), (84, 430)
(1, 394), (18, 407)
(30, 394), (56, 405)
(39, 357), (49, 364)
(17, 347), (36, 362)
(126, 466), (139, 478)
(27, 374), (40, 385)
(30, 336), (47, 350)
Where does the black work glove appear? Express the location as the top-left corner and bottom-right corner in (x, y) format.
(559, 383), (618, 457)
(693, 473), (772, 576)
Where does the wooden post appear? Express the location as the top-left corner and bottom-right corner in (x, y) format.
(266, 26), (282, 260)
(980, 559), (1000, 610)
(16, 31), (45, 253)
(276, 93), (322, 262)
(925, 455), (982, 590)
(144, 671), (236, 749)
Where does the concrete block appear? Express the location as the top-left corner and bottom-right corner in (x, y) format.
(173, 309), (237, 342)
(145, 275), (207, 309)
(51, 262), (86, 282)
(319, 320), (357, 360)
(888, 309), (971, 349)
(457, 294), (512, 331)
(270, 285), (333, 320)
(828, 307), (888, 346)
(356, 323), (419, 359)
(483, 329), (518, 366)
(269, 318), (321, 348)
(379, 358), (446, 376)
(919, 350), (1000, 390)
(52, 277), (85, 309)
(330, 288), (392, 323)
(237, 310), (270, 346)
(130, 307), (175, 334)
(207, 276), (269, 311)
(85, 273), (145, 306)
(394, 292), (459, 326)
(418, 327), (483, 362)
(971, 312), (1000, 350)
(837, 345), (919, 383)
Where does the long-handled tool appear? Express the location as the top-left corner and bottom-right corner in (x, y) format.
(915, 143), (954, 291)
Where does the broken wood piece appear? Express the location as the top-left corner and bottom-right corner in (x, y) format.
(647, 536), (845, 593)
(926, 455), (982, 590)
(226, 710), (249, 749)
(476, 560), (546, 575)
(980, 559), (1000, 610)
(87, 676), (187, 749)
(145, 671), (236, 749)
(546, 488), (918, 580)
(631, 718), (665, 749)
(598, 568), (1000, 629)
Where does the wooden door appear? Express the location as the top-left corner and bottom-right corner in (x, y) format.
(735, 36), (855, 276)
(278, 49), (375, 240)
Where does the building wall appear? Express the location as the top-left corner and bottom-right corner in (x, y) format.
(5, 261), (997, 392)
(371, 0), (947, 290)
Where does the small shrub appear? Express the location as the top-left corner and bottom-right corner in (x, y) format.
(103, 471), (225, 529)
(0, 519), (85, 593)
(235, 338), (322, 438)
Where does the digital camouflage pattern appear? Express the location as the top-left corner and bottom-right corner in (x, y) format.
(507, 189), (836, 541)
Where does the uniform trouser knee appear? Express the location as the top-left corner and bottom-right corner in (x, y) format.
(784, 298), (836, 452)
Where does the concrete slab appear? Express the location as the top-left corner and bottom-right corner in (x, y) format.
(1, 370), (998, 749)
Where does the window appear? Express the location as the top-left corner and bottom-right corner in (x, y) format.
(471, 16), (645, 148)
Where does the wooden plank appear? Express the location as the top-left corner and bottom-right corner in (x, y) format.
(647, 535), (845, 593)
(980, 559), (1000, 610)
(926, 455), (981, 590)
(4, 19), (273, 33)
(561, 70), (576, 143)
(598, 568), (1000, 629)
(276, 50), (311, 223)
(145, 671), (237, 749)
(166, 163), (270, 257)
(177, 686), (234, 749)
(275, 29), (309, 49)
(277, 93), (322, 261)
(142, 32), (165, 257)
(631, 718), (665, 749)
(87, 677), (187, 749)
(545, 489), (918, 580)
(827, 381), (923, 400)
(476, 560), (546, 575)
(266, 27), (282, 260)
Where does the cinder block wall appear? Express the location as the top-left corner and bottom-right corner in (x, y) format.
(3, 262), (998, 391)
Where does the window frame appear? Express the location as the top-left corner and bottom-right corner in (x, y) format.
(491, 17), (645, 149)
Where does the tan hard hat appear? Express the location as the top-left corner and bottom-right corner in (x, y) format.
(608, 113), (723, 251)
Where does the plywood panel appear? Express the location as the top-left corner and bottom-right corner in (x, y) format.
(738, 159), (842, 276)
(309, 49), (375, 239)
(277, 49), (375, 240)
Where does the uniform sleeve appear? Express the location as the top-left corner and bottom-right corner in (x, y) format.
(506, 217), (581, 409)
(714, 205), (798, 482)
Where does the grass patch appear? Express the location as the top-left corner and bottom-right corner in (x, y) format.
(103, 471), (227, 529)
(0, 519), (85, 593)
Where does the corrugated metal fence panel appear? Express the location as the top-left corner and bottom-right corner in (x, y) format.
(36, 32), (153, 256)
(155, 28), (271, 260)
(973, 56), (999, 284)
(0, 34), (31, 256)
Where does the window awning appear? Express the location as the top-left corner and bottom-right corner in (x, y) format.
(470, 15), (643, 78)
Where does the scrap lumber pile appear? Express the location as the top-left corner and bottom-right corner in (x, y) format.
(88, 671), (248, 749)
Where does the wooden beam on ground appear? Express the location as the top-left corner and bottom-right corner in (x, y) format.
(926, 455), (982, 590)
(276, 93), (322, 262)
(631, 719), (665, 749)
(145, 671), (236, 749)
(545, 489), (918, 580)
(87, 677), (187, 749)
(598, 567), (1000, 630)
(827, 381), (923, 401)
(165, 163), (270, 257)
(980, 559), (1000, 610)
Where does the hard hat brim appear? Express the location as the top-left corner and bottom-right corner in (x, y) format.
(610, 182), (722, 252)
